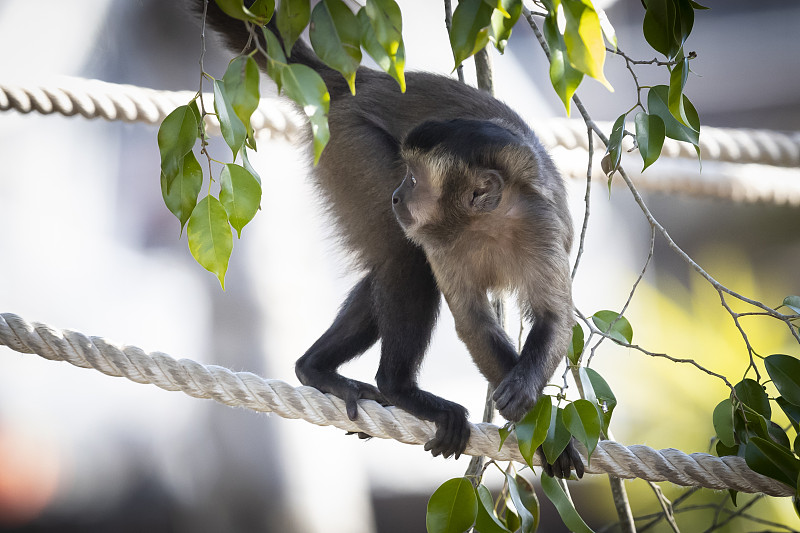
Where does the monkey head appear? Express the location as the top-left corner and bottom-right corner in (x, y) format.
(393, 119), (550, 254)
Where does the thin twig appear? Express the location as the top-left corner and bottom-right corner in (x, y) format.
(443, 0), (464, 83)
(197, 0), (214, 178)
(571, 126), (593, 279)
(701, 494), (762, 533)
(648, 482), (681, 533)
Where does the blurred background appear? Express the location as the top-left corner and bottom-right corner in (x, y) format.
(0, 0), (798, 531)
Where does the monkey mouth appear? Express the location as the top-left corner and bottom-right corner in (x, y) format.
(391, 204), (413, 229)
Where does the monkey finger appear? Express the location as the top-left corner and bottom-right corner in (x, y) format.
(455, 421), (471, 460)
(424, 437), (444, 457)
(345, 396), (360, 420)
(569, 443), (585, 479)
(345, 431), (373, 440)
(538, 447), (555, 477)
(557, 450), (572, 478)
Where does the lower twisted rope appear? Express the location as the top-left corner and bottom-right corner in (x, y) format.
(0, 312), (791, 497)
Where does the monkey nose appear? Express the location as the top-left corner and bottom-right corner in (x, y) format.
(392, 192), (401, 205)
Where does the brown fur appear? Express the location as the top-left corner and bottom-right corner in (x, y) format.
(200, 1), (583, 476)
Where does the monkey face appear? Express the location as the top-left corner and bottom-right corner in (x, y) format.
(391, 167), (440, 240)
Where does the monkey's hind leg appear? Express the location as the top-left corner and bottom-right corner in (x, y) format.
(371, 256), (470, 459)
(295, 275), (386, 421)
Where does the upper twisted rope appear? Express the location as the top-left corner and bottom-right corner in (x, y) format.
(0, 312), (792, 497)
(2, 77), (799, 168)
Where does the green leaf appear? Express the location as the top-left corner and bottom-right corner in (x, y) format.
(188, 99), (203, 137)
(309, 0), (361, 95)
(358, 7), (406, 92)
(591, 309), (633, 344)
(716, 440), (739, 458)
(567, 324), (584, 365)
(563, 399), (601, 461)
(540, 474), (594, 533)
(675, 0), (695, 53)
(277, 0), (310, 56)
(483, 0), (510, 17)
(777, 397), (800, 432)
(222, 56), (261, 142)
(187, 195), (233, 289)
(634, 111), (665, 171)
(542, 10), (583, 115)
(783, 295), (800, 315)
(515, 395), (552, 467)
(734, 378), (771, 419)
(262, 27), (287, 92)
(475, 485), (512, 533)
(734, 404), (771, 444)
(642, 0), (685, 59)
(241, 147), (262, 185)
(213, 79), (247, 158)
(280, 63), (331, 164)
(561, 0), (612, 90)
(647, 84), (700, 153)
(713, 398), (735, 448)
(426, 478), (478, 533)
(794, 491), (800, 521)
(158, 105), (199, 182)
(542, 406), (571, 465)
(579, 367), (616, 435)
(514, 475), (540, 533)
(489, 0), (523, 53)
(213, 0), (271, 24)
(365, 0), (403, 57)
(744, 436), (800, 488)
(688, 0), (709, 9)
(249, 0), (275, 20)
(795, 433), (800, 457)
(668, 53), (695, 130)
(601, 114), (625, 178)
(219, 164), (262, 238)
(504, 473), (536, 533)
(450, 0), (494, 70)
(767, 420), (791, 449)
(596, 6), (617, 48)
(503, 508), (520, 532)
(161, 151), (203, 231)
(766, 354), (800, 406)
(498, 423), (512, 450)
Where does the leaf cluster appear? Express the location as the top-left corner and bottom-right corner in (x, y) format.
(711, 337), (800, 517)
(601, 0), (705, 183)
(426, 459), (597, 532)
(157, 0), (416, 282)
(432, 317), (623, 532)
(426, 474), (544, 533)
(157, 54), (264, 288)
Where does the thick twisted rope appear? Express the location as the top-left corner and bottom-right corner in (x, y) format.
(0, 312), (791, 497)
(537, 118), (800, 169)
(0, 78), (304, 142)
(2, 78), (799, 169)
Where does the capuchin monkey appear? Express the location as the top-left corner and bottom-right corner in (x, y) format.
(200, 1), (583, 478)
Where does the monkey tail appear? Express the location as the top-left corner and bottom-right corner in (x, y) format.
(198, 1), (348, 96)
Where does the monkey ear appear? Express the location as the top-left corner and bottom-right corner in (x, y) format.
(470, 170), (504, 211)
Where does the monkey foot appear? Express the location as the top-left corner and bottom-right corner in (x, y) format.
(540, 441), (585, 479)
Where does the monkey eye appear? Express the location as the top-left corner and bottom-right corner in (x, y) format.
(410, 175), (417, 187)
